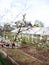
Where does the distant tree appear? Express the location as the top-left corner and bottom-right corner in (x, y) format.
(3, 23), (13, 39)
(33, 20), (44, 27)
(3, 23), (12, 32)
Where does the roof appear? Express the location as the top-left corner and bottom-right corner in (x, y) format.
(11, 27), (49, 35)
(36, 27), (49, 35)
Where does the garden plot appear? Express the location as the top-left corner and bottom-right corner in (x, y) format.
(18, 44), (49, 65)
(3, 48), (45, 65)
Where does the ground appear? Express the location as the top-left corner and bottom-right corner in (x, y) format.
(1, 44), (49, 65)
(0, 62), (2, 65)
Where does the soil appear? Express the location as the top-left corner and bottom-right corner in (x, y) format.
(1, 44), (49, 65)
(18, 44), (49, 65)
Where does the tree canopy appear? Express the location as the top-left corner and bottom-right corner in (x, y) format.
(33, 20), (44, 27)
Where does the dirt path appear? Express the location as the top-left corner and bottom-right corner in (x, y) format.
(3, 48), (46, 65)
(18, 46), (49, 65)
(1, 47), (49, 65)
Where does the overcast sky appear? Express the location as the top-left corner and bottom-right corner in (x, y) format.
(0, 0), (49, 27)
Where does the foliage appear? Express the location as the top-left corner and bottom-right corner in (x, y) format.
(28, 35), (32, 44)
(3, 23), (12, 32)
(37, 43), (48, 50)
(21, 37), (27, 44)
(33, 37), (40, 44)
(33, 20), (44, 27)
(42, 35), (47, 41)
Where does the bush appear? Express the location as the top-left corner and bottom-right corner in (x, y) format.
(21, 37), (27, 45)
(37, 43), (47, 50)
(28, 36), (32, 44)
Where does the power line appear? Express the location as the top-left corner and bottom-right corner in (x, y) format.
(11, 0), (31, 23)
(11, 0), (27, 22)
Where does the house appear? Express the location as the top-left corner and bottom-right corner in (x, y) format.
(11, 27), (49, 44)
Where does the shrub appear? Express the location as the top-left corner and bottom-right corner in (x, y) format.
(37, 43), (48, 50)
(21, 37), (27, 45)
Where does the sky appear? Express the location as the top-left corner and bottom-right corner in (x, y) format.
(0, 0), (49, 27)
